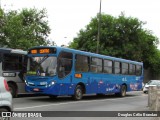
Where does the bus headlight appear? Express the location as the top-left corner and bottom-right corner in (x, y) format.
(25, 81), (34, 86)
(48, 81), (56, 87)
(51, 81), (55, 85)
(25, 80), (27, 84)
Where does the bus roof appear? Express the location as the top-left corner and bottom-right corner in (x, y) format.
(0, 48), (27, 55)
(29, 46), (143, 65)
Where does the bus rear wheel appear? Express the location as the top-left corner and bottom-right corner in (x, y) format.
(115, 85), (126, 97)
(8, 83), (17, 98)
(73, 85), (83, 100)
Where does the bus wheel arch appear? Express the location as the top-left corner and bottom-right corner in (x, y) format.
(115, 84), (127, 97)
(121, 84), (127, 97)
(73, 83), (86, 100)
(7, 81), (18, 98)
(77, 82), (86, 94)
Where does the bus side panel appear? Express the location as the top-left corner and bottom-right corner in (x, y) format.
(97, 76), (106, 94)
(77, 73), (104, 94)
(59, 82), (70, 95)
(69, 73), (105, 95)
(71, 73), (91, 94)
(127, 76), (143, 91)
(105, 74), (121, 94)
(68, 73), (143, 95)
(88, 75), (98, 94)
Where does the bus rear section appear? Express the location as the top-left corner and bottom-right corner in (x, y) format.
(0, 48), (27, 97)
(25, 46), (143, 100)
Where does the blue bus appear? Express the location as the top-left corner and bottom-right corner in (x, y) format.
(25, 46), (143, 100)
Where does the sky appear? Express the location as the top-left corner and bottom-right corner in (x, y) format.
(1, 0), (160, 48)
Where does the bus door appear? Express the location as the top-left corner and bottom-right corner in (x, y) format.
(57, 51), (73, 95)
(74, 54), (91, 94)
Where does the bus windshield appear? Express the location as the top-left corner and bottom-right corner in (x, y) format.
(27, 56), (57, 76)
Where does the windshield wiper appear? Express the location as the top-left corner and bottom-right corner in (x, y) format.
(39, 55), (49, 65)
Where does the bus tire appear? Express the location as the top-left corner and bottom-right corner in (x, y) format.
(8, 83), (17, 98)
(73, 85), (83, 100)
(115, 85), (126, 97)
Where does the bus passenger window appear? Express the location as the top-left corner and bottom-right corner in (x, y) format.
(129, 64), (136, 75)
(136, 65), (142, 76)
(104, 59), (113, 74)
(3, 54), (22, 71)
(75, 55), (89, 72)
(114, 61), (121, 74)
(90, 57), (102, 73)
(122, 63), (129, 75)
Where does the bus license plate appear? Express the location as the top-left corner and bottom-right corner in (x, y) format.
(40, 82), (47, 85)
(33, 88), (39, 91)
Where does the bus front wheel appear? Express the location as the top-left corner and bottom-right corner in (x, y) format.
(8, 83), (17, 98)
(73, 85), (83, 100)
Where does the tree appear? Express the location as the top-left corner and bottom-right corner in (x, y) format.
(0, 8), (51, 50)
(69, 13), (160, 73)
(0, 9), (7, 47)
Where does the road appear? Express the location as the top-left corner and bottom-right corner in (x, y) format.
(10, 91), (158, 120)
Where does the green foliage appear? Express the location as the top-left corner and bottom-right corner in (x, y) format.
(0, 9), (7, 47)
(0, 8), (51, 50)
(69, 13), (160, 73)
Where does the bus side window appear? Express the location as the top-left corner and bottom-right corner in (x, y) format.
(75, 54), (89, 72)
(90, 57), (102, 73)
(121, 63), (129, 75)
(114, 61), (121, 74)
(103, 59), (113, 74)
(136, 65), (142, 76)
(129, 64), (136, 75)
(3, 53), (23, 71)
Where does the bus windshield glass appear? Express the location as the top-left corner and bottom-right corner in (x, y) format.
(27, 56), (57, 76)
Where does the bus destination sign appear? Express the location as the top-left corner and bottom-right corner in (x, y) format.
(29, 48), (56, 54)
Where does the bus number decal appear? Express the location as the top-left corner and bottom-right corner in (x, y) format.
(122, 77), (127, 82)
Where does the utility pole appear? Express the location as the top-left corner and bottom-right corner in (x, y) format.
(96, 0), (102, 54)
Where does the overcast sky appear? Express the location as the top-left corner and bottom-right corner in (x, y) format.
(1, 0), (160, 48)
